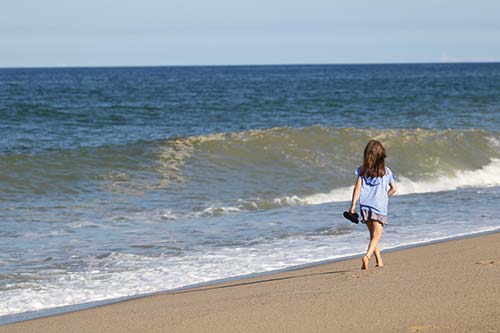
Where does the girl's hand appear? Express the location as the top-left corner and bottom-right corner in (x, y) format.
(349, 206), (356, 214)
(388, 182), (398, 197)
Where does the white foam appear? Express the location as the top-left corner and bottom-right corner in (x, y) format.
(397, 158), (500, 195)
(196, 206), (242, 217)
(2, 223), (500, 317)
(297, 158), (500, 204)
(487, 136), (500, 148)
(160, 210), (178, 221)
(287, 187), (353, 205)
(0, 235), (362, 316)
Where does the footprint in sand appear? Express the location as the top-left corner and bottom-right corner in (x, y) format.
(476, 259), (500, 266)
(406, 325), (436, 332)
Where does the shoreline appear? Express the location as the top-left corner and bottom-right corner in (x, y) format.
(1, 227), (500, 330)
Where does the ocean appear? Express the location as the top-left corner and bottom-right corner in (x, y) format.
(1, 63), (500, 319)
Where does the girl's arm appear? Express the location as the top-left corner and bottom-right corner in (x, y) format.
(349, 177), (362, 214)
(388, 181), (397, 197)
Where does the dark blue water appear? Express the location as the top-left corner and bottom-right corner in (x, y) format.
(1, 63), (499, 155)
(1, 63), (500, 318)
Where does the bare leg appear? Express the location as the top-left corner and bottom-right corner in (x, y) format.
(362, 220), (383, 270)
(371, 221), (384, 267)
(374, 243), (384, 267)
(362, 222), (374, 270)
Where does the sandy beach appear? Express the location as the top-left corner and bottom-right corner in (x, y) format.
(1, 232), (499, 332)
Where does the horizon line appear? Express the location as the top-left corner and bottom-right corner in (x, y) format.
(1, 60), (499, 70)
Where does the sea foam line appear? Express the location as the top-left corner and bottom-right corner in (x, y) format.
(167, 158), (500, 219)
(298, 158), (500, 205)
(2, 225), (500, 319)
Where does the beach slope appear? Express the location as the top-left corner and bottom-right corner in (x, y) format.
(2, 232), (500, 332)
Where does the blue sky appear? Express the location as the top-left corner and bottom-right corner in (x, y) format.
(1, 0), (499, 67)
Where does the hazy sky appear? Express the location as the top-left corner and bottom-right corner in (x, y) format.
(1, 0), (499, 67)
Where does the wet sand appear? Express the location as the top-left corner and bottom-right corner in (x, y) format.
(2, 232), (500, 332)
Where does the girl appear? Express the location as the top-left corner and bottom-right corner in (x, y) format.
(349, 140), (397, 270)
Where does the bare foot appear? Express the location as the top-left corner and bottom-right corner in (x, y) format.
(375, 259), (384, 268)
(375, 263), (384, 268)
(361, 256), (369, 270)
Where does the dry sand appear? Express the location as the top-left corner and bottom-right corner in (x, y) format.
(2, 232), (500, 332)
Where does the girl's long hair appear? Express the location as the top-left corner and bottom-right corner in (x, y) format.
(360, 140), (387, 178)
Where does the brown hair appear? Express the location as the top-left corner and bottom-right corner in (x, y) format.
(360, 140), (387, 178)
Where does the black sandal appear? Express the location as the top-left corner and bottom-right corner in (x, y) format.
(343, 211), (359, 224)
